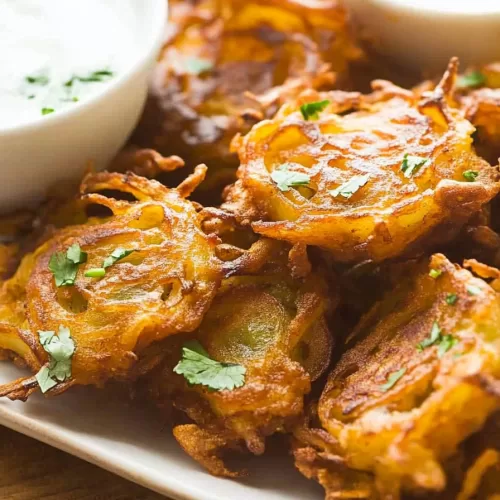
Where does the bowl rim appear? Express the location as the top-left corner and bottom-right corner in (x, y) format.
(370, 0), (500, 16)
(0, 0), (168, 137)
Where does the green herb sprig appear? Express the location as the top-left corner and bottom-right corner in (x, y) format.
(401, 154), (429, 178)
(271, 164), (310, 192)
(174, 341), (246, 391)
(457, 71), (486, 89)
(49, 244), (87, 287)
(300, 100), (330, 120)
(380, 368), (406, 392)
(416, 321), (458, 358)
(463, 170), (479, 182)
(330, 174), (370, 199)
(35, 326), (76, 393)
(84, 248), (136, 279)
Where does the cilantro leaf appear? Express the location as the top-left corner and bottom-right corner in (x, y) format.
(35, 326), (76, 393)
(457, 71), (486, 89)
(44, 326), (75, 362)
(417, 322), (442, 352)
(49, 244), (87, 287)
(401, 154), (429, 178)
(64, 69), (114, 87)
(437, 335), (458, 358)
(380, 368), (406, 392)
(429, 268), (443, 279)
(39, 330), (55, 345)
(271, 164), (310, 192)
(49, 359), (72, 382)
(467, 285), (482, 296)
(330, 174), (370, 199)
(41, 107), (55, 115)
(416, 321), (458, 358)
(446, 293), (458, 305)
(185, 57), (213, 75)
(103, 248), (135, 268)
(174, 341), (246, 391)
(26, 75), (49, 86)
(35, 366), (58, 393)
(300, 100), (330, 120)
(66, 243), (88, 265)
(463, 170), (479, 182)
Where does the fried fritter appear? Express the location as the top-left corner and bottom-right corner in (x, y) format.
(0, 169), (224, 399)
(302, 254), (500, 499)
(146, 223), (334, 477)
(228, 58), (500, 263)
(132, 0), (360, 192)
(458, 63), (500, 165)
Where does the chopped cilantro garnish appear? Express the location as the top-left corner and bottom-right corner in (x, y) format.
(41, 107), (55, 115)
(66, 244), (87, 265)
(446, 293), (458, 305)
(467, 285), (481, 296)
(417, 322), (442, 352)
(174, 341), (246, 391)
(35, 326), (76, 393)
(26, 75), (49, 86)
(457, 71), (486, 89)
(416, 321), (458, 358)
(103, 248), (135, 269)
(463, 170), (479, 182)
(300, 100), (330, 120)
(85, 268), (106, 278)
(401, 154), (429, 178)
(49, 244), (87, 287)
(184, 57), (213, 75)
(437, 335), (458, 358)
(380, 368), (406, 392)
(84, 248), (135, 279)
(271, 164), (310, 192)
(429, 268), (443, 279)
(64, 69), (114, 87)
(330, 174), (370, 199)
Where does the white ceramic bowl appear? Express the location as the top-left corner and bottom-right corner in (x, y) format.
(0, 0), (167, 213)
(346, 0), (500, 74)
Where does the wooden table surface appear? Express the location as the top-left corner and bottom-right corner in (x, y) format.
(0, 425), (168, 500)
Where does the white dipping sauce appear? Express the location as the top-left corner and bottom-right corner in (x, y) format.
(0, 0), (138, 128)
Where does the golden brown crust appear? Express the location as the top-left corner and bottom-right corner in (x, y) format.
(0, 172), (224, 395)
(230, 59), (500, 262)
(145, 224), (335, 476)
(317, 254), (500, 497)
(132, 0), (360, 182)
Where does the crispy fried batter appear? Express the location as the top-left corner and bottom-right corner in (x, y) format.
(229, 59), (499, 262)
(456, 63), (500, 164)
(0, 170), (224, 397)
(146, 223), (335, 476)
(314, 254), (500, 498)
(133, 0), (359, 188)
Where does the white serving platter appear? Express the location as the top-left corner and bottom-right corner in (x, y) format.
(0, 363), (323, 500)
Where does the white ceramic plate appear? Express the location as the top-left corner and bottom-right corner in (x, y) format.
(0, 363), (322, 500)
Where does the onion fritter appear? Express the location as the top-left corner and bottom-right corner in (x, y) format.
(0, 169), (224, 398)
(146, 229), (334, 477)
(457, 63), (500, 165)
(229, 59), (500, 263)
(310, 254), (500, 498)
(133, 0), (360, 188)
